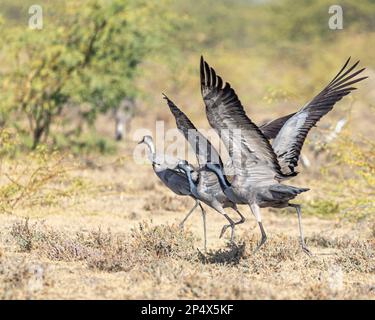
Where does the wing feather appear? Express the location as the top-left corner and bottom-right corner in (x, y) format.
(273, 58), (367, 175)
(200, 56), (289, 185)
(164, 94), (224, 191)
(259, 113), (296, 139)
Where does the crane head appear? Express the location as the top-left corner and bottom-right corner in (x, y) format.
(177, 160), (194, 173)
(138, 135), (153, 145)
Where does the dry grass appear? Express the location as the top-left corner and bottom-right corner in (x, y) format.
(1, 210), (373, 299)
(10, 219), (197, 272)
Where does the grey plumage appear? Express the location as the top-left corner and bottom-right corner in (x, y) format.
(200, 56), (367, 255)
(200, 57), (291, 184)
(272, 57), (367, 176)
(138, 135), (208, 249)
(114, 97), (136, 141)
(259, 113), (296, 139)
(163, 95), (245, 243)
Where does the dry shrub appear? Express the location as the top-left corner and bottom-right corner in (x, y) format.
(334, 240), (374, 273)
(10, 219), (197, 272)
(11, 219), (131, 272)
(308, 233), (363, 249)
(238, 234), (303, 274)
(308, 233), (375, 273)
(10, 219), (36, 252)
(0, 146), (82, 214)
(198, 233), (307, 275)
(130, 222), (196, 260)
(200, 242), (246, 265)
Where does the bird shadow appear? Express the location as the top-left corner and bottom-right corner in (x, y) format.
(197, 242), (246, 265)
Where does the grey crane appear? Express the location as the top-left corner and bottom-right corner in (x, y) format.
(163, 95), (245, 244)
(163, 95), (297, 243)
(114, 98), (136, 141)
(138, 101), (295, 251)
(138, 135), (208, 249)
(200, 56), (367, 255)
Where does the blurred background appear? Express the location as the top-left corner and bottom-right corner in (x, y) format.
(0, 0), (374, 219)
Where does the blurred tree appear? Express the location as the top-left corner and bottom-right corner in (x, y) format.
(0, 0), (176, 149)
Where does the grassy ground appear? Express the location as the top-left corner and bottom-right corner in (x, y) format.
(0, 146), (373, 300)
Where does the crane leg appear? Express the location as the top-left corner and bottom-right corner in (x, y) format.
(179, 199), (199, 229)
(220, 214), (236, 243)
(219, 208), (246, 239)
(214, 205), (236, 243)
(250, 203), (267, 253)
(199, 203), (207, 252)
(289, 204), (312, 256)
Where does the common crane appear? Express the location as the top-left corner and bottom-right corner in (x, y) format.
(163, 94), (299, 243)
(200, 56), (367, 255)
(114, 98), (136, 141)
(138, 135), (208, 249)
(164, 95), (245, 243)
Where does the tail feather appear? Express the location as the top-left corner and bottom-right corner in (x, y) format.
(269, 184), (309, 201)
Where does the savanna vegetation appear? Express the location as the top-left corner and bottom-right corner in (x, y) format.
(0, 0), (374, 299)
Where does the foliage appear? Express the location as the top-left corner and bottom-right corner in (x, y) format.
(325, 128), (375, 220)
(0, 0), (175, 149)
(0, 146), (69, 213)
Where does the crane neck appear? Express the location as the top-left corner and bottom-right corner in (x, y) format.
(209, 165), (231, 190)
(182, 168), (198, 195)
(144, 139), (156, 164)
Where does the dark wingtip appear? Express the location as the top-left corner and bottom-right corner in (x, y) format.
(344, 57), (351, 68)
(162, 93), (175, 110)
(284, 171), (299, 178)
(329, 57), (366, 87)
(162, 93), (172, 102)
(200, 56), (205, 73)
(200, 56), (207, 87)
(351, 60), (360, 70)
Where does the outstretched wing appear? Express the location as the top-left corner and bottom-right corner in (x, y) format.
(164, 94), (225, 192)
(259, 113), (296, 139)
(200, 56), (289, 185)
(272, 57), (367, 176)
(221, 113), (295, 176)
(164, 94), (223, 168)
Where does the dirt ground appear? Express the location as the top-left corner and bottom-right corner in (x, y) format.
(0, 149), (373, 300)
